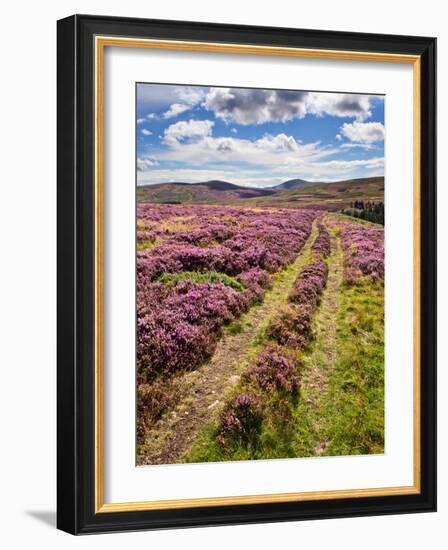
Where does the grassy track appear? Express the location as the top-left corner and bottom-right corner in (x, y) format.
(290, 221), (344, 456)
(185, 215), (384, 463)
(137, 220), (320, 465)
(317, 279), (384, 455)
(290, 220), (384, 457)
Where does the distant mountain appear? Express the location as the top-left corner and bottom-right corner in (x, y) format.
(169, 180), (240, 191)
(137, 180), (276, 204)
(270, 178), (317, 191)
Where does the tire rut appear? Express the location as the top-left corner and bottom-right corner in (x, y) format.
(299, 215), (344, 455)
(138, 218), (321, 465)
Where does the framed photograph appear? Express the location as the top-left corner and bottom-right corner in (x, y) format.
(57, 14), (436, 534)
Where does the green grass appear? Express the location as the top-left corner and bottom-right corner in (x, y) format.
(185, 391), (302, 463)
(285, 278), (384, 458)
(334, 212), (384, 228)
(137, 238), (156, 251)
(184, 271), (384, 464)
(184, 244), (322, 464)
(157, 270), (245, 291)
(226, 320), (244, 335)
(318, 279), (384, 456)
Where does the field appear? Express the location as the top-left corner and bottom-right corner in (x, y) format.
(136, 202), (384, 465)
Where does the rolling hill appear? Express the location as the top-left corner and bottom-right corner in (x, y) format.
(249, 176), (384, 210)
(137, 180), (276, 204)
(269, 178), (317, 191)
(137, 176), (384, 210)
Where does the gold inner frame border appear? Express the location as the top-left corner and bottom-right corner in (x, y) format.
(94, 36), (421, 513)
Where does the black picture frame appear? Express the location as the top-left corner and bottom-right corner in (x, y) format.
(57, 14), (436, 535)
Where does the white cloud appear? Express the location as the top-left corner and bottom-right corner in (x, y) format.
(137, 118), (146, 124)
(162, 103), (192, 119)
(274, 157), (384, 181)
(146, 113), (156, 120)
(137, 84), (180, 110)
(340, 121), (385, 143)
(340, 142), (374, 150)
(174, 86), (206, 106)
(137, 155), (384, 186)
(137, 157), (159, 171)
(336, 134), (342, 141)
(137, 84), (206, 114)
(141, 128), (152, 136)
(269, 156), (384, 182)
(231, 128), (238, 134)
(204, 88), (307, 125)
(159, 123), (329, 167)
(163, 119), (214, 146)
(306, 93), (373, 120)
(203, 88), (376, 125)
(254, 133), (304, 153)
(312, 157), (384, 170)
(138, 109), (384, 186)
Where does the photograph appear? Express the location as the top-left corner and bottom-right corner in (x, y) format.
(54, 12), (436, 535)
(135, 83), (385, 466)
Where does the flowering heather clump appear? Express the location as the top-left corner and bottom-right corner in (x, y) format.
(312, 223), (331, 259)
(136, 204), (318, 381)
(339, 221), (384, 283)
(170, 224), (234, 246)
(237, 268), (272, 303)
(136, 230), (157, 245)
(247, 345), (300, 395)
(216, 392), (262, 447)
(137, 281), (247, 381)
(267, 305), (314, 350)
(289, 260), (328, 308)
(137, 205), (316, 281)
(264, 224), (331, 353)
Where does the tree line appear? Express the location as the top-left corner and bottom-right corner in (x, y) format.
(341, 200), (384, 225)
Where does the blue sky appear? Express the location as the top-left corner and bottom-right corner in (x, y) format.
(136, 83), (384, 188)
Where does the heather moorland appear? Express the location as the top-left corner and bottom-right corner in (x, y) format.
(136, 201), (384, 464)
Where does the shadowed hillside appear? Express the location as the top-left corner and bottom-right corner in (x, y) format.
(137, 180), (276, 204)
